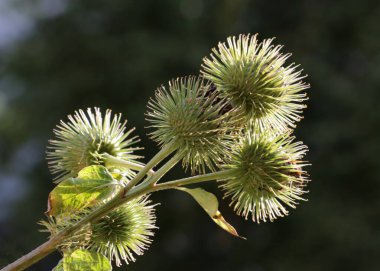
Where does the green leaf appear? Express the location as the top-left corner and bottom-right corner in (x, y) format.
(176, 187), (245, 239)
(77, 165), (116, 181)
(63, 249), (112, 271)
(46, 165), (121, 217)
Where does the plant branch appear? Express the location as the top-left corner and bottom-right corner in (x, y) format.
(0, 237), (59, 271)
(144, 151), (184, 187)
(123, 142), (176, 192)
(103, 153), (155, 176)
(0, 144), (176, 271)
(152, 169), (235, 191)
(0, 184), (150, 271)
(0, 146), (232, 271)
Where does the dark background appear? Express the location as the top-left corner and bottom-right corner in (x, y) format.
(0, 0), (379, 270)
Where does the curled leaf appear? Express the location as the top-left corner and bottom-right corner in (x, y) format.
(176, 187), (245, 239)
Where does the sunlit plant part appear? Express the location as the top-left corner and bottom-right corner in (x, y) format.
(41, 196), (156, 267)
(201, 34), (309, 133)
(2, 33), (312, 271)
(40, 210), (93, 250)
(47, 108), (141, 183)
(146, 76), (236, 173)
(88, 197), (156, 266)
(220, 131), (309, 223)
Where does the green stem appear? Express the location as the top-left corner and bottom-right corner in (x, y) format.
(123, 141), (176, 192)
(0, 144), (176, 271)
(103, 153), (155, 176)
(153, 169), (235, 191)
(52, 144), (178, 240)
(0, 185), (150, 271)
(144, 151), (184, 186)
(0, 238), (58, 271)
(0, 146), (234, 271)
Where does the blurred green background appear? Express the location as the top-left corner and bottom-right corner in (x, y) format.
(0, 0), (379, 270)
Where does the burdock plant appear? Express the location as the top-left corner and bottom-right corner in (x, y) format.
(1, 34), (310, 271)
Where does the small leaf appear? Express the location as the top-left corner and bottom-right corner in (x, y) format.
(63, 249), (112, 271)
(176, 187), (245, 239)
(46, 165), (121, 217)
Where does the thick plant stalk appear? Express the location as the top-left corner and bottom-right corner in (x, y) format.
(1, 237), (59, 271)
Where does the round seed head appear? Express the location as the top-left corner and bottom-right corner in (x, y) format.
(146, 76), (235, 173)
(47, 108), (141, 183)
(220, 131), (309, 223)
(201, 34), (309, 133)
(39, 210), (92, 250)
(88, 197), (156, 266)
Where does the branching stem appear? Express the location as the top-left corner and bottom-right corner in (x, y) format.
(152, 169), (235, 191)
(0, 145), (233, 271)
(103, 153), (155, 176)
(123, 141), (176, 192)
(145, 151), (184, 186)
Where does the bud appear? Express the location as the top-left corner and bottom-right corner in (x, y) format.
(201, 34), (309, 133)
(146, 76), (235, 173)
(88, 197), (156, 266)
(47, 108), (141, 183)
(220, 131), (309, 223)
